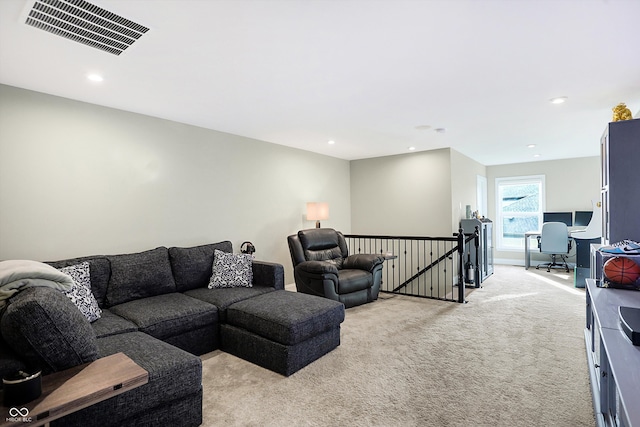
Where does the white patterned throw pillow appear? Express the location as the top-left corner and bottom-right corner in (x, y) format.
(59, 262), (102, 322)
(208, 249), (253, 289)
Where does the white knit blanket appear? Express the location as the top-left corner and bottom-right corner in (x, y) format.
(0, 260), (74, 309)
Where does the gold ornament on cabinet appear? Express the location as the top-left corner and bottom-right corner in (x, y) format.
(612, 103), (633, 122)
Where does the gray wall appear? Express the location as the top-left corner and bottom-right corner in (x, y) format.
(0, 84), (351, 283)
(350, 148), (486, 236)
(0, 84), (602, 280)
(450, 149), (488, 232)
(350, 145), (599, 267)
(350, 148), (454, 236)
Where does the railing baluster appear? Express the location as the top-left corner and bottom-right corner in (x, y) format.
(343, 232), (476, 303)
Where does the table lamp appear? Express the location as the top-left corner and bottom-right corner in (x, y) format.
(306, 202), (329, 228)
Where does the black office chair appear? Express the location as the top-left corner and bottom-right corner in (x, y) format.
(536, 222), (572, 272)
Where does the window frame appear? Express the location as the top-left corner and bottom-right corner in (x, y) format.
(495, 175), (546, 251)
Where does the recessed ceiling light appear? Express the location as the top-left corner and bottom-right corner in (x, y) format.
(549, 96), (568, 104)
(408, 146), (416, 151)
(533, 154), (541, 158)
(434, 128), (446, 134)
(87, 73), (104, 82)
(527, 144), (536, 148)
(327, 140), (335, 145)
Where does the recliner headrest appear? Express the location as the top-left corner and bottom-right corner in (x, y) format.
(298, 228), (340, 251)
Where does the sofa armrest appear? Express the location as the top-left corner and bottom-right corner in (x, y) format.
(0, 287), (98, 374)
(343, 254), (385, 272)
(295, 260), (339, 275)
(252, 261), (285, 290)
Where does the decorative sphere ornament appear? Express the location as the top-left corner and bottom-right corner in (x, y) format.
(612, 103), (633, 122)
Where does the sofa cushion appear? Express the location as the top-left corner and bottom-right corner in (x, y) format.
(208, 250), (253, 288)
(97, 332), (201, 398)
(59, 262), (102, 322)
(0, 287), (98, 373)
(90, 309), (138, 339)
(106, 247), (176, 307)
(108, 293), (217, 341)
(54, 331), (202, 427)
(168, 241), (232, 292)
(184, 286), (275, 323)
(46, 256), (111, 308)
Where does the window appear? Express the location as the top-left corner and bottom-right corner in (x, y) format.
(495, 175), (545, 250)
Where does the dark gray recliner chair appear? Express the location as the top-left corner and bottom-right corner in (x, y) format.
(287, 228), (384, 308)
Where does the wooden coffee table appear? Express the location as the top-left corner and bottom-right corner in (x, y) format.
(1, 352), (148, 427)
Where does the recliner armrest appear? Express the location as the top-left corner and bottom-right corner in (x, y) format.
(343, 254), (385, 272)
(295, 260), (339, 275)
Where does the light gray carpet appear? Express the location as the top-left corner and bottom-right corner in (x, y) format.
(200, 265), (594, 426)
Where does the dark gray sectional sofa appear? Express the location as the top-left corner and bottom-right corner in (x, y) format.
(0, 241), (293, 427)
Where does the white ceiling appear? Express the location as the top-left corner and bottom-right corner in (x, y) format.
(1, 0), (639, 166)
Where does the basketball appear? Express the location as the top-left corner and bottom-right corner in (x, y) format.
(603, 257), (640, 285)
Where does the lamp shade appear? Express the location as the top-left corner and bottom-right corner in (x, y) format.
(306, 202), (329, 221)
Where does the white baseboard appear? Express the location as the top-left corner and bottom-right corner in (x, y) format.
(494, 258), (576, 270)
(494, 258), (525, 266)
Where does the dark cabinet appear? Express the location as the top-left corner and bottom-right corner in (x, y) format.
(460, 218), (493, 284)
(584, 118), (640, 426)
(601, 119), (640, 244)
(585, 279), (640, 426)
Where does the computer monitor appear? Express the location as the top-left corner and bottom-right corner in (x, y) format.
(543, 212), (573, 227)
(574, 211), (593, 227)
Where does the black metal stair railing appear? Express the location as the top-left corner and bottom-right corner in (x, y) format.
(344, 228), (479, 303)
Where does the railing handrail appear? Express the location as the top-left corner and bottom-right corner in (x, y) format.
(344, 233), (458, 242)
(344, 228), (480, 304)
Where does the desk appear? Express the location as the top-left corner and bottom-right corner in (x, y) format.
(524, 230), (541, 269)
(0, 353), (148, 427)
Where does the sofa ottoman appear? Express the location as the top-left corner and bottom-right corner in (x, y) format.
(220, 290), (345, 376)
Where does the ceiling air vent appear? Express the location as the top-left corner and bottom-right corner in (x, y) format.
(24, 0), (149, 56)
